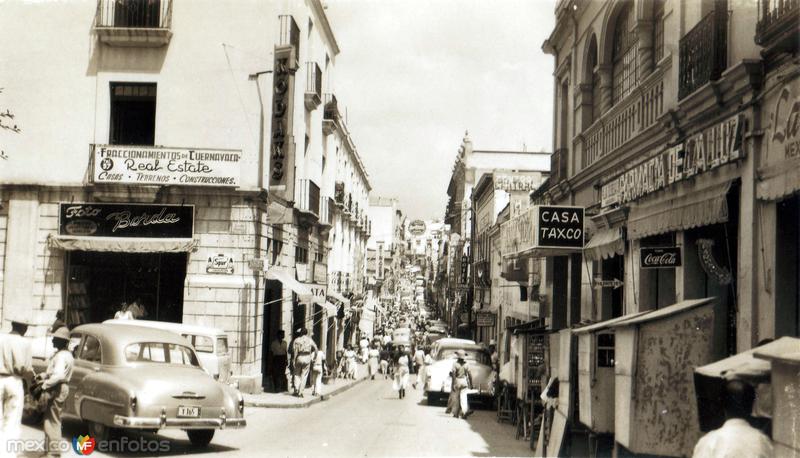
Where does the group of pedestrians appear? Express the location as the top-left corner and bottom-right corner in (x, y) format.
(269, 327), (328, 398)
(0, 315), (75, 457)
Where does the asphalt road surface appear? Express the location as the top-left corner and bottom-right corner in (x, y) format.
(19, 375), (532, 457)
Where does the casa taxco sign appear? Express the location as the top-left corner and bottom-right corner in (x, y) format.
(93, 145), (241, 187)
(502, 205), (585, 255)
(602, 114), (745, 207)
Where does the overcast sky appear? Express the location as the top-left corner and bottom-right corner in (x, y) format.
(325, 0), (556, 221)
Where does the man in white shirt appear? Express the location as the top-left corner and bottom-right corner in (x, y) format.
(0, 317), (34, 458)
(692, 379), (773, 458)
(40, 327), (74, 457)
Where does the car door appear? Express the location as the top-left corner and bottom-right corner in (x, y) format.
(67, 333), (103, 417)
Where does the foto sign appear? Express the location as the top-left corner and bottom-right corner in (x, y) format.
(534, 206), (584, 250)
(59, 203), (193, 238)
(640, 247), (682, 269)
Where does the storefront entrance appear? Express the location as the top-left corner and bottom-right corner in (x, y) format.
(776, 194), (800, 337)
(66, 251), (186, 327)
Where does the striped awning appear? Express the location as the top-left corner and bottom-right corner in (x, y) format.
(583, 227), (624, 261)
(757, 156), (800, 201)
(48, 234), (197, 253)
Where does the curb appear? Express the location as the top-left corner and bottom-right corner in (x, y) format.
(244, 375), (368, 409)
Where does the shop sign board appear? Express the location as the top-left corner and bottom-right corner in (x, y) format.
(493, 172), (544, 192)
(476, 311), (496, 327)
(206, 253), (234, 275)
(312, 260), (327, 284)
(534, 205), (585, 249)
(376, 243), (385, 279)
(409, 220), (426, 236)
(601, 114), (745, 207)
(640, 247), (682, 269)
(59, 203), (193, 238)
(501, 207), (535, 256)
(269, 45), (297, 199)
(459, 255), (469, 284)
(764, 80), (800, 163)
(93, 145), (241, 187)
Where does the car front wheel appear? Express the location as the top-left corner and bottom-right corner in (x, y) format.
(187, 429), (215, 447)
(87, 420), (115, 442)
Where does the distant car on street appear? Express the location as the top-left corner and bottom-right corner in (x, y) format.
(103, 319), (232, 383)
(26, 323), (245, 447)
(424, 339), (493, 405)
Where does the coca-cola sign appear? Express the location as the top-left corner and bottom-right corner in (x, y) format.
(640, 247), (682, 269)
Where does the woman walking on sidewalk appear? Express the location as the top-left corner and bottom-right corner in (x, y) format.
(393, 345), (410, 399)
(367, 344), (380, 380)
(344, 345), (358, 380)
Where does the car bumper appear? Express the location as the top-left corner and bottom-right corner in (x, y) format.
(113, 412), (246, 430)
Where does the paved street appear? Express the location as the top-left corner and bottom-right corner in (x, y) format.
(19, 376), (531, 457)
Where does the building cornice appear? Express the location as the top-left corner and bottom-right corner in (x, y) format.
(309, 0), (340, 56)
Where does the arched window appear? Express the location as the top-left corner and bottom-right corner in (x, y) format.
(652, 0), (665, 65)
(612, 1), (638, 105)
(586, 35), (601, 124)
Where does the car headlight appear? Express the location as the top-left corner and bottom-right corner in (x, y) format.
(129, 394), (137, 414)
(237, 393), (244, 414)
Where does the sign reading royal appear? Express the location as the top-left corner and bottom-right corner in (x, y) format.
(59, 203), (193, 238)
(534, 206), (584, 249)
(640, 247), (682, 269)
(93, 145), (241, 187)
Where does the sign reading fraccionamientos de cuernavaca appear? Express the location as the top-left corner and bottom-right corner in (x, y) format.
(601, 114), (744, 207)
(93, 145), (241, 187)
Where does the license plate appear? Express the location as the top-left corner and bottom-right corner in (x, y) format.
(177, 406), (200, 418)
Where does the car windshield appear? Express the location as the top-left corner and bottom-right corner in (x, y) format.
(438, 349), (489, 365)
(192, 335), (214, 353)
(125, 342), (200, 367)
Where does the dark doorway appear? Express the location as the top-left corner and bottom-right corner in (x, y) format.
(776, 194), (800, 337)
(110, 83), (156, 145)
(262, 280), (283, 392)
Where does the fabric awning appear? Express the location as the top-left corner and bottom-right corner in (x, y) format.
(322, 301), (338, 315)
(757, 156), (800, 201)
(265, 268), (313, 302)
(327, 291), (351, 306)
(627, 181), (731, 240)
(583, 227), (624, 261)
(608, 297), (716, 328)
(48, 234), (197, 253)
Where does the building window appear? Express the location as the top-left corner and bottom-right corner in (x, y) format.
(295, 246), (308, 264)
(519, 285), (528, 302)
(271, 239), (283, 265)
(652, 0), (665, 65)
(611, 2), (638, 106)
(110, 83), (156, 145)
(586, 34), (601, 125)
(597, 333), (615, 367)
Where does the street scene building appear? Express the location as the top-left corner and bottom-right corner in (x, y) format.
(0, 0), (798, 457)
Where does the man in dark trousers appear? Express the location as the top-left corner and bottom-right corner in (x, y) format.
(40, 326), (74, 457)
(269, 330), (288, 392)
(290, 328), (317, 397)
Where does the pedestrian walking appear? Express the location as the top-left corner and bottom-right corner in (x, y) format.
(39, 326), (74, 457)
(359, 334), (369, 364)
(693, 379), (773, 458)
(290, 328), (317, 397)
(392, 345), (410, 399)
(0, 315), (35, 458)
(417, 350), (432, 391)
(310, 349), (326, 396)
(412, 346), (425, 386)
(269, 330), (289, 392)
(379, 347), (390, 379)
(367, 344), (380, 380)
(450, 350), (473, 419)
(344, 345), (357, 379)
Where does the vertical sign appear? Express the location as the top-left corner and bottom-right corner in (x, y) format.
(270, 45), (296, 199)
(377, 243), (385, 279)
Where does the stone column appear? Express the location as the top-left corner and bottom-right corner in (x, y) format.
(598, 64), (614, 114)
(636, 20), (655, 79)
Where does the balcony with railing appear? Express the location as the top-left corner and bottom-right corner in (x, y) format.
(334, 181), (345, 208)
(678, 9), (728, 100)
(278, 15), (300, 49)
(323, 93), (341, 135)
(305, 62), (323, 111)
(345, 193), (353, 216)
(94, 0), (173, 47)
(578, 61), (667, 169)
(550, 148), (568, 184)
(295, 179), (320, 222)
(319, 196), (333, 227)
(756, 0), (799, 53)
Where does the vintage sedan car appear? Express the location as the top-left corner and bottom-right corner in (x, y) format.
(424, 340), (493, 405)
(29, 323), (245, 447)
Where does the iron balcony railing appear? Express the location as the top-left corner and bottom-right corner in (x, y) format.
(334, 181), (345, 207)
(678, 8), (728, 100)
(324, 93), (340, 121)
(756, 0), (799, 46)
(319, 196), (333, 226)
(96, 0), (171, 28)
(306, 62), (322, 99)
(278, 15), (300, 50)
(296, 179), (320, 217)
(551, 148), (568, 183)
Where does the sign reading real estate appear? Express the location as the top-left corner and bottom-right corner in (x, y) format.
(534, 205), (584, 249)
(59, 203), (194, 238)
(640, 247), (682, 269)
(93, 145), (241, 187)
(601, 114), (745, 207)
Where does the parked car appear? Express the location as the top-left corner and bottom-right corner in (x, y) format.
(424, 340), (493, 406)
(27, 323), (245, 446)
(104, 319), (232, 383)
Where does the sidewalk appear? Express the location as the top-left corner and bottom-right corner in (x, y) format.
(244, 363), (369, 408)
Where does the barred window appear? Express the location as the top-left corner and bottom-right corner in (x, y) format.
(653, 0), (665, 65)
(586, 35), (601, 125)
(612, 2), (638, 106)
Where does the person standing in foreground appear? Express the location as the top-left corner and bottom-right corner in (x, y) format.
(450, 350), (473, 419)
(40, 327), (74, 457)
(269, 330), (289, 392)
(0, 317), (35, 458)
(310, 349), (326, 396)
(392, 345), (410, 399)
(290, 328), (317, 398)
(692, 379), (772, 458)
